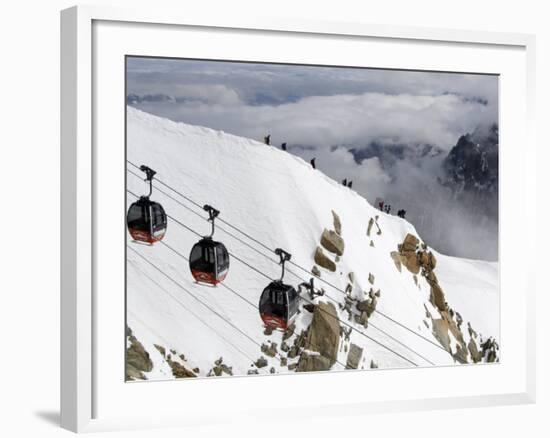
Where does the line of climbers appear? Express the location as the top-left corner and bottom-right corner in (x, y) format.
(376, 198), (407, 219)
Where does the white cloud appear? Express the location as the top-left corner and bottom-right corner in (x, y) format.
(133, 91), (496, 151)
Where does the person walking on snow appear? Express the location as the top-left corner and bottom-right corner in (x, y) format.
(281, 142), (287, 151)
(264, 134), (271, 145)
(310, 158), (316, 169)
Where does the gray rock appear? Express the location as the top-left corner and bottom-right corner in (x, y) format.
(332, 210), (342, 235)
(312, 265), (321, 277)
(126, 335), (153, 376)
(314, 247), (336, 272)
(283, 323), (295, 341)
(261, 342), (278, 357)
(401, 233), (419, 252)
(297, 352), (332, 372)
(306, 302), (340, 366)
(255, 356), (268, 368)
(320, 229), (345, 256)
(346, 343), (363, 369)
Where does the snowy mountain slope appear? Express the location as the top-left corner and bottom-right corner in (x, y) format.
(126, 107), (500, 380)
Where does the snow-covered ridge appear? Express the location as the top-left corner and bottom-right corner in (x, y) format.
(126, 107), (499, 380)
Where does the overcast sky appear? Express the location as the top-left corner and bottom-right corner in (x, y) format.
(126, 57), (499, 260)
(127, 57), (497, 149)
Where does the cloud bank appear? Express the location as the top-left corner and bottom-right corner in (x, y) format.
(127, 57), (499, 260)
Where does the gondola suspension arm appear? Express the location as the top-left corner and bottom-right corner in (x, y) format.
(274, 248), (291, 281)
(139, 164), (157, 198)
(203, 204), (220, 238)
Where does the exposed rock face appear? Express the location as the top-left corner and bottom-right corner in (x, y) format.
(126, 331), (153, 381)
(261, 342), (278, 357)
(314, 247), (336, 272)
(402, 251), (420, 274)
(480, 338), (499, 363)
(429, 283), (447, 312)
(355, 289), (380, 327)
(311, 265), (321, 277)
(442, 124), (499, 218)
(320, 229), (345, 256)
(255, 356), (268, 368)
(305, 302), (340, 366)
(332, 210), (342, 235)
(392, 234), (498, 364)
(368, 273), (375, 284)
(395, 234), (422, 274)
(401, 233), (419, 252)
(346, 343), (363, 369)
(431, 318), (452, 352)
(297, 352), (332, 372)
(390, 251), (402, 272)
(468, 339), (482, 363)
(169, 358), (196, 378)
(283, 323), (295, 341)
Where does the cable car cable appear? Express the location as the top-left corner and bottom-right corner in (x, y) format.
(130, 260), (266, 371)
(134, 202), (419, 367)
(127, 163), (446, 353)
(128, 246), (272, 372)
(126, 168), (444, 359)
(130, 246), (347, 369)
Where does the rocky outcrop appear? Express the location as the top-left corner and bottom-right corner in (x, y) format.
(480, 337), (499, 363)
(170, 358), (197, 378)
(468, 339), (483, 363)
(431, 318), (452, 352)
(126, 328), (153, 381)
(314, 247), (336, 272)
(261, 342), (278, 357)
(355, 289), (380, 327)
(297, 352), (332, 372)
(304, 302), (340, 367)
(320, 229), (345, 256)
(346, 343), (363, 369)
(401, 234), (419, 252)
(390, 251), (402, 272)
(332, 210), (342, 235)
(311, 265), (321, 277)
(207, 357), (231, 377)
(429, 283), (447, 312)
(396, 234), (421, 274)
(392, 234), (498, 365)
(255, 356), (268, 368)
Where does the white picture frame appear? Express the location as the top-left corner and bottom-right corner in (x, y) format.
(60, 4), (536, 433)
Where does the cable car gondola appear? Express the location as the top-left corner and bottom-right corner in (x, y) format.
(189, 205), (230, 286)
(127, 165), (167, 244)
(259, 249), (300, 330)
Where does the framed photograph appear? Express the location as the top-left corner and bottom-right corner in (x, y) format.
(61, 5), (536, 433)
